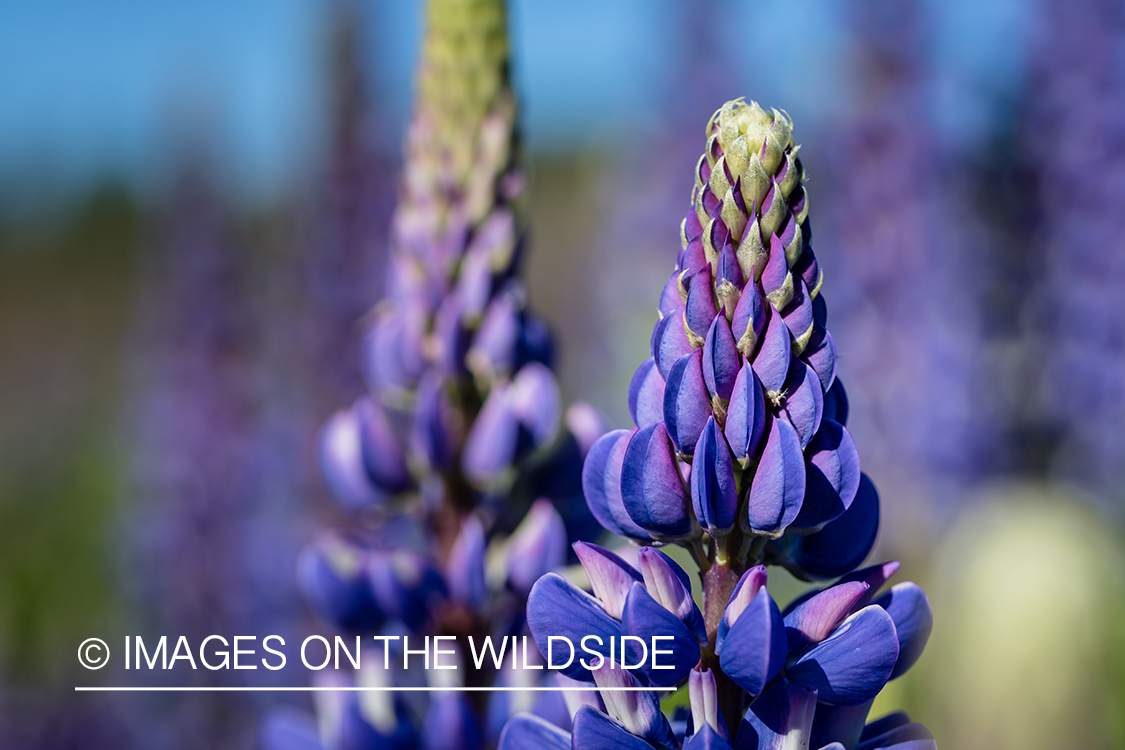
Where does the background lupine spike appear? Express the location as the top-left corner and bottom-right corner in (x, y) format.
(287, 0), (605, 747)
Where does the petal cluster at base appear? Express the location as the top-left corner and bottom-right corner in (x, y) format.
(520, 543), (932, 749)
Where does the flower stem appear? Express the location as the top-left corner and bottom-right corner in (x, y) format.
(700, 560), (746, 733)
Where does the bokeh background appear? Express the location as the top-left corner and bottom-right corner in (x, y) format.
(1, 0), (1123, 747)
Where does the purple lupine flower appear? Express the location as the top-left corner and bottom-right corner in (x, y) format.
(505, 99), (937, 749)
(275, 0), (604, 747)
(584, 99), (868, 567)
(514, 556), (931, 750)
(1021, 0), (1125, 510)
(818, 0), (989, 522)
(127, 152), (310, 745)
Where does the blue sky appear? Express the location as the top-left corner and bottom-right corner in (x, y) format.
(0, 0), (1032, 203)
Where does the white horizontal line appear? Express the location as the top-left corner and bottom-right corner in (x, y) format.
(75, 686), (676, 692)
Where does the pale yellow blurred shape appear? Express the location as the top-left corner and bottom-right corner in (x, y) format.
(924, 483), (1125, 750)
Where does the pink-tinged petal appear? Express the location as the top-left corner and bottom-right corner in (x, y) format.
(836, 560), (902, 610)
(620, 583), (700, 687)
(573, 541), (643, 620)
(783, 580), (870, 649)
(786, 606), (899, 706)
(591, 660), (677, 749)
(637, 547), (707, 643)
(735, 683), (818, 750)
(718, 587), (787, 697)
(663, 349), (713, 456)
(689, 668), (731, 742)
(746, 418), (806, 535)
(715, 565), (768, 655)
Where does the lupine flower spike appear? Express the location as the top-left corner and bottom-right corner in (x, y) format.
(506, 100), (937, 749)
(267, 0), (602, 748)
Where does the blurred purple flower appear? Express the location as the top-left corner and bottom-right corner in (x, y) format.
(275, 0), (605, 747)
(818, 0), (990, 523)
(1022, 0), (1125, 509)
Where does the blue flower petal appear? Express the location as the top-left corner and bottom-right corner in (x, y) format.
(725, 361), (767, 467)
(782, 473), (879, 581)
(582, 430), (651, 542)
(621, 423), (694, 538)
(664, 349), (713, 456)
(733, 684), (817, 750)
(571, 706), (652, 750)
(790, 420), (860, 533)
(637, 547), (707, 644)
(783, 580), (870, 650)
(497, 713), (570, 750)
(746, 418), (806, 535)
(873, 583), (933, 679)
(628, 359), (666, 428)
(685, 724), (735, 750)
(692, 416), (739, 536)
(703, 315), (741, 401)
(526, 573), (621, 681)
(786, 606), (899, 706)
(621, 583), (700, 687)
(719, 587), (787, 696)
(715, 566), (767, 655)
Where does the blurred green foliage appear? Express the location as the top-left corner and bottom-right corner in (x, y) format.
(0, 184), (139, 681)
